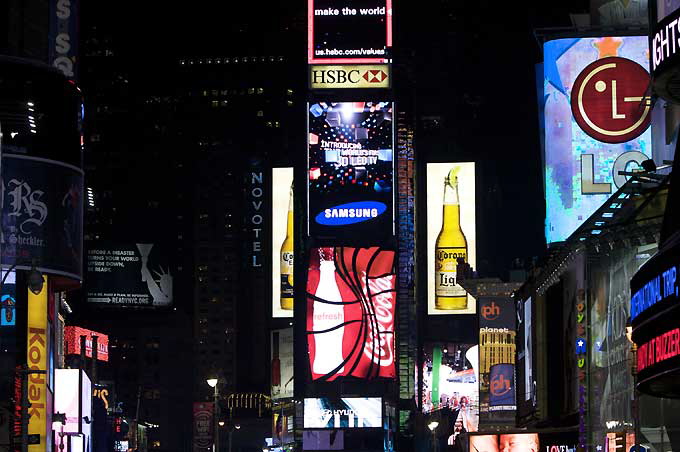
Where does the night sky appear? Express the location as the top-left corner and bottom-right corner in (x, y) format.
(83, 0), (591, 278)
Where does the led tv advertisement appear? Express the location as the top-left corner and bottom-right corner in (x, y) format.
(427, 163), (476, 315)
(308, 0), (392, 64)
(304, 398), (382, 428)
(306, 246), (396, 380)
(543, 36), (651, 244)
(272, 168), (295, 318)
(307, 101), (394, 239)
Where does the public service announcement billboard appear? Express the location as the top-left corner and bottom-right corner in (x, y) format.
(304, 397), (382, 428)
(543, 36), (651, 244)
(1, 155), (83, 280)
(421, 343), (479, 432)
(427, 163), (476, 315)
(307, 101), (394, 240)
(85, 242), (173, 307)
(306, 246), (396, 381)
(308, 0), (392, 64)
(272, 168), (294, 318)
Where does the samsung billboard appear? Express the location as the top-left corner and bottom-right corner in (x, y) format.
(307, 101), (394, 240)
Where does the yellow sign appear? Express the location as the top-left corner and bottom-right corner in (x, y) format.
(310, 65), (390, 89)
(27, 277), (48, 452)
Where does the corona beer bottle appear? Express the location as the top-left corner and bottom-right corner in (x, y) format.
(280, 182), (294, 310)
(434, 170), (468, 310)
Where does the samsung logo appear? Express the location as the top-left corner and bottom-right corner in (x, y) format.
(315, 201), (387, 226)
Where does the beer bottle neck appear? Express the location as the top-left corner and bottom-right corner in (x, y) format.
(442, 178), (461, 231)
(286, 186), (294, 235)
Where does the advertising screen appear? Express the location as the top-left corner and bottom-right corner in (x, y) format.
(273, 168), (295, 318)
(427, 163), (476, 315)
(271, 328), (294, 399)
(308, 0), (392, 64)
(421, 343), (479, 432)
(479, 297), (517, 424)
(1, 270), (16, 326)
(85, 242), (173, 307)
(193, 402), (214, 452)
(468, 431), (578, 452)
(523, 298), (533, 403)
(307, 101), (394, 239)
(27, 278), (48, 452)
(64, 326), (109, 362)
(1, 155), (84, 280)
(306, 246), (396, 380)
(304, 398), (382, 428)
(543, 36), (651, 244)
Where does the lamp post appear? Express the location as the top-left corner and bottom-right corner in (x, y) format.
(207, 378), (219, 452)
(428, 421), (439, 452)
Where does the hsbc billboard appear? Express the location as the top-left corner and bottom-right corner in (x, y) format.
(310, 65), (390, 89)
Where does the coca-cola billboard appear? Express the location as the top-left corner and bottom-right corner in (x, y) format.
(306, 246), (396, 381)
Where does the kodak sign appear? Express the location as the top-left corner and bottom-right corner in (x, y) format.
(310, 65), (390, 89)
(27, 277), (48, 452)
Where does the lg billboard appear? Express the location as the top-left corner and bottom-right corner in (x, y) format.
(543, 36), (651, 244)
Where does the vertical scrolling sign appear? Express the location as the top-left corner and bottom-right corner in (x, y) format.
(576, 289), (587, 452)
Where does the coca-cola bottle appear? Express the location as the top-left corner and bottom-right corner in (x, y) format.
(312, 248), (345, 376)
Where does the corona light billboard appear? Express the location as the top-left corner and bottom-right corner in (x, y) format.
(308, 0), (392, 64)
(543, 36), (651, 244)
(306, 246), (396, 380)
(307, 101), (394, 240)
(272, 168), (295, 318)
(427, 163), (476, 315)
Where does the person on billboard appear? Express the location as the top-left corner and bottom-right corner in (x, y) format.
(499, 434), (539, 452)
(469, 435), (499, 452)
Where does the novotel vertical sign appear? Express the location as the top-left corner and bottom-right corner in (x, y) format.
(307, 101), (394, 239)
(249, 171), (264, 268)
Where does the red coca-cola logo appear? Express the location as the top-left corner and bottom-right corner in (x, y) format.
(306, 247), (396, 381)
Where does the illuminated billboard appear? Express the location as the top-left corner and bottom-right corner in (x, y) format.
(304, 398), (382, 428)
(272, 168), (294, 318)
(1, 270), (16, 326)
(54, 369), (92, 434)
(27, 277), (48, 452)
(421, 343), (479, 432)
(64, 326), (109, 362)
(307, 101), (394, 239)
(306, 246), (396, 380)
(310, 65), (390, 89)
(478, 297), (516, 424)
(271, 328), (294, 399)
(85, 242), (173, 307)
(543, 36), (651, 244)
(468, 432), (578, 452)
(308, 0), (392, 64)
(427, 163), (476, 315)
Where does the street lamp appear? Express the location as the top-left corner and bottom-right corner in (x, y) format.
(207, 378), (219, 452)
(428, 421), (439, 452)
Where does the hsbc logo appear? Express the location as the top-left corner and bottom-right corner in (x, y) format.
(310, 65), (390, 89)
